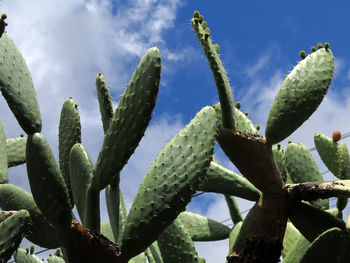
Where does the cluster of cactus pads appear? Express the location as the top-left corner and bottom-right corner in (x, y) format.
(1, 10), (350, 263)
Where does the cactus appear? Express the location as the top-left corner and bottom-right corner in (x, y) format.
(0, 9), (350, 263)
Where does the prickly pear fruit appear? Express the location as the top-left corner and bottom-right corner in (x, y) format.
(332, 130), (341, 142)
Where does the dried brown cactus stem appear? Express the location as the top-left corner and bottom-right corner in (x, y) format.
(227, 193), (288, 263)
(61, 220), (128, 263)
(216, 128), (285, 194)
(285, 183), (341, 202)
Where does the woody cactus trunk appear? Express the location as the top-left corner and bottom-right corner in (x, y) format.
(0, 10), (350, 263)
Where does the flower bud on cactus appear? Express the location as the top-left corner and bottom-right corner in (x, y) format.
(332, 130), (341, 142)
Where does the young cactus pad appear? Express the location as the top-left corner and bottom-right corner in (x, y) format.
(58, 97), (81, 207)
(265, 47), (334, 145)
(121, 106), (217, 259)
(92, 47), (161, 191)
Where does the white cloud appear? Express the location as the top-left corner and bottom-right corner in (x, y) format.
(1, 0), (187, 260)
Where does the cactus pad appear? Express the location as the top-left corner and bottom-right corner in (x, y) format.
(0, 33), (41, 134)
(121, 106), (216, 259)
(265, 47), (334, 145)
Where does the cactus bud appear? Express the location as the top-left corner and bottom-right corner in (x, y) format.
(199, 15), (203, 23)
(288, 140), (292, 144)
(324, 42), (330, 49)
(204, 28), (210, 39)
(244, 112), (248, 116)
(236, 102), (241, 109)
(311, 46), (317, 52)
(0, 13), (7, 38)
(20, 133), (24, 137)
(277, 144), (281, 150)
(194, 17), (199, 24)
(332, 130), (341, 142)
(193, 11), (200, 18)
(30, 245), (34, 254)
(317, 43), (323, 49)
(213, 44), (220, 53)
(299, 50), (306, 59)
(256, 125), (260, 130)
(201, 21), (207, 29)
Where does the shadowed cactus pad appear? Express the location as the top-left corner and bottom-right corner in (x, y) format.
(26, 133), (72, 231)
(177, 211), (230, 241)
(0, 210), (29, 262)
(157, 217), (200, 263)
(0, 184), (61, 248)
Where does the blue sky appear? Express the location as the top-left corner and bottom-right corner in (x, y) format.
(2, 1), (350, 262)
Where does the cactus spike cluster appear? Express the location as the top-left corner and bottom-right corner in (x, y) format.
(0, 10), (350, 263)
(191, 11), (235, 129)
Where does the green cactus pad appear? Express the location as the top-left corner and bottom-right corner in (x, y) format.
(84, 187), (100, 233)
(0, 33), (42, 134)
(288, 201), (345, 243)
(213, 103), (258, 134)
(6, 136), (26, 167)
(265, 48), (334, 145)
(59, 97), (81, 207)
(69, 143), (93, 225)
(282, 222), (301, 258)
(129, 252), (146, 263)
(14, 248), (42, 263)
(300, 227), (350, 263)
(121, 106), (216, 259)
(0, 120), (7, 183)
(272, 146), (288, 182)
(145, 248), (156, 263)
(314, 133), (350, 179)
(284, 142), (328, 209)
(101, 221), (115, 242)
(92, 47), (161, 191)
(228, 221), (243, 257)
(146, 242), (163, 263)
(96, 73), (114, 134)
(106, 182), (127, 243)
(283, 235), (310, 263)
(0, 210), (29, 262)
(0, 184), (61, 248)
(157, 218), (200, 263)
(198, 161), (260, 201)
(192, 17), (235, 129)
(225, 195), (243, 224)
(26, 133), (72, 231)
(47, 255), (66, 263)
(177, 211), (230, 241)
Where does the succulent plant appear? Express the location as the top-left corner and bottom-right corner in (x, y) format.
(0, 9), (349, 263)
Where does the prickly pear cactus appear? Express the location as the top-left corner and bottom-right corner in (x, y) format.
(0, 9), (350, 263)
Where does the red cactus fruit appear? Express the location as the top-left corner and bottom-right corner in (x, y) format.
(332, 130), (341, 142)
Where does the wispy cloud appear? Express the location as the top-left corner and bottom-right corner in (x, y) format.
(1, 0), (187, 260)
